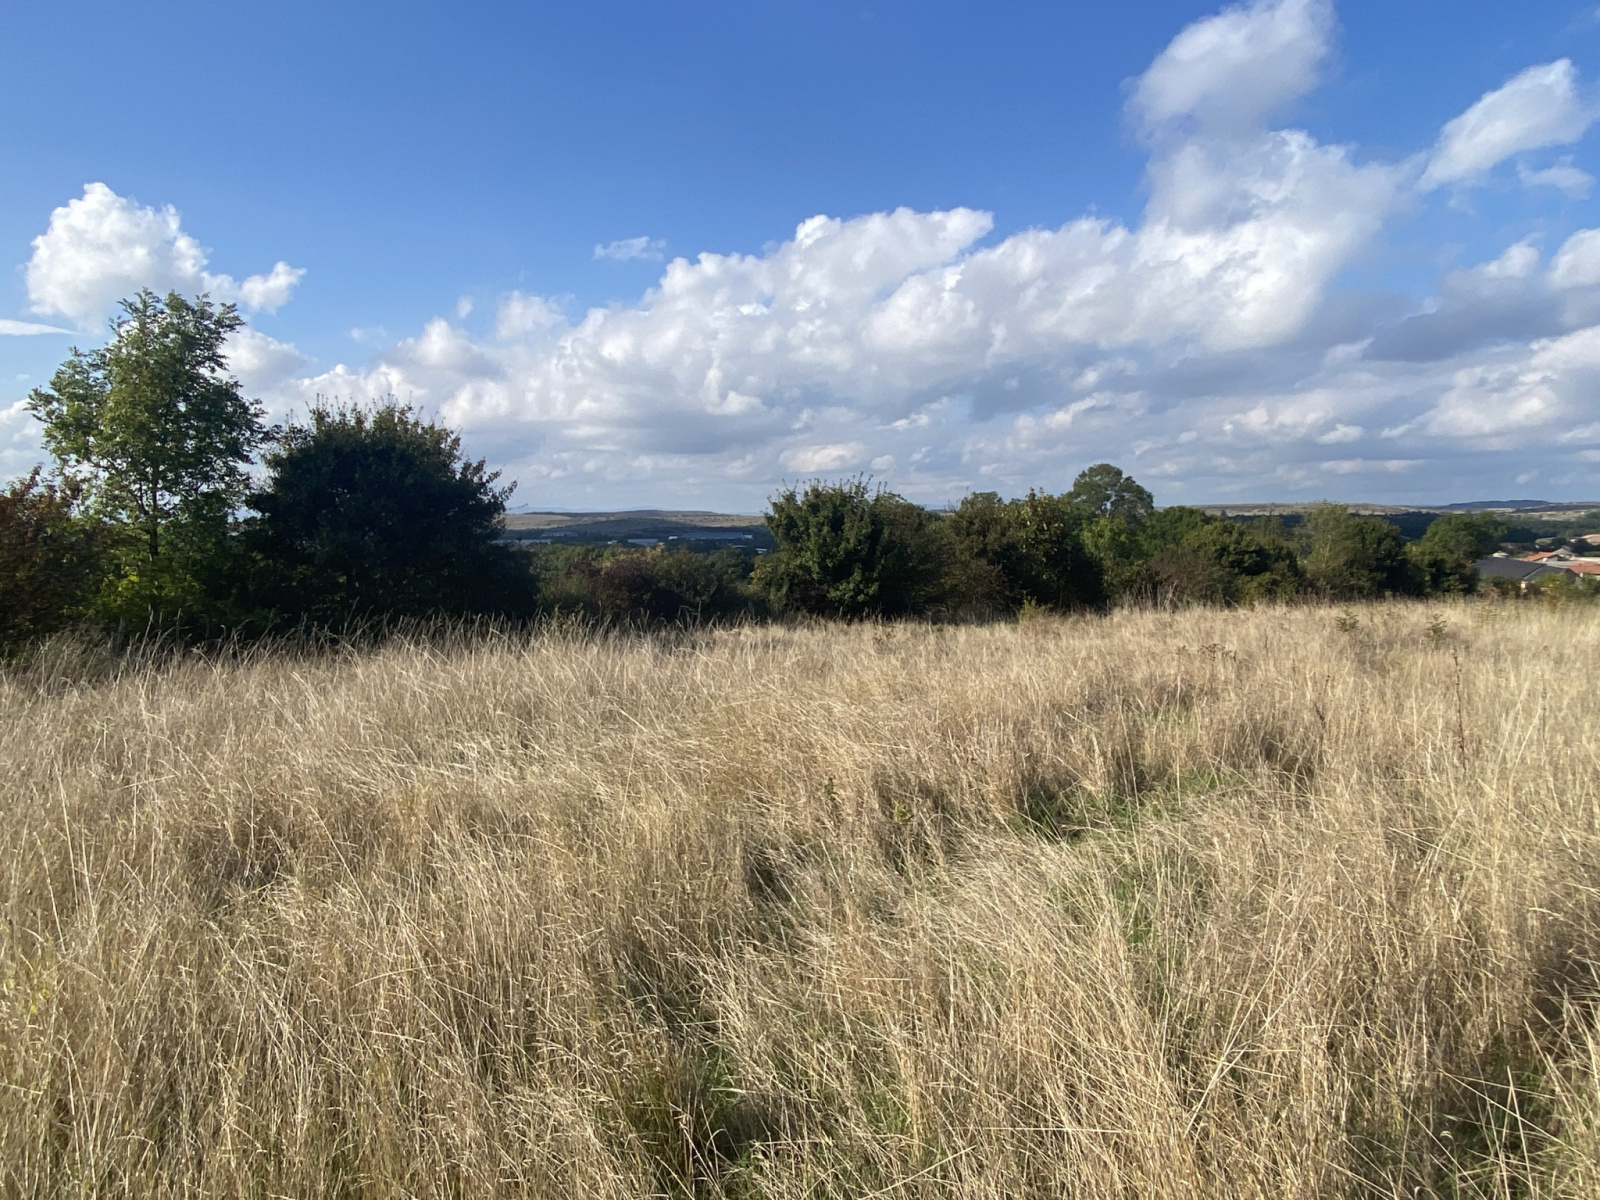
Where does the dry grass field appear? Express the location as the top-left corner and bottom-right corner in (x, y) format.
(3, 603), (1599, 1198)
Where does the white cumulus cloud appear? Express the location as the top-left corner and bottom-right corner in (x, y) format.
(494, 291), (568, 341)
(280, 0), (1392, 496)
(1422, 60), (1594, 188)
(1131, 0), (1334, 138)
(1422, 325), (1600, 438)
(1551, 228), (1600, 289)
(253, 0), (1561, 506)
(221, 328), (311, 399)
(236, 261), (304, 312)
(781, 443), (868, 473)
(25, 183), (305, 329)
(53, 0), (1600, 507)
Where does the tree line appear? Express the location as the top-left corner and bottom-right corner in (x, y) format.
(0, 290), (1554, 652)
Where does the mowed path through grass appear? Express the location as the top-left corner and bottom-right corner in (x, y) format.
(2, 603), (1599, 1197)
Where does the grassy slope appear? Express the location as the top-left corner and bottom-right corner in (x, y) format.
(2, 604), (1599, 1197)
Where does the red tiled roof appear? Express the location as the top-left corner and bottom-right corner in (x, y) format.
(1563, 560), (1600, 575)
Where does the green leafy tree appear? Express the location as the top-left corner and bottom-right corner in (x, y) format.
(1116, 508), (1301, 605)
(1300, 504), (1420, 599)
(1410, 512), (1509, 594)
(1066, 463), (1155, 524)
(1243, 514), (1298, 553)
(653, 546), (761, 621)
(1081, 515), (1139, 600)
(1068, 465), (1155, 600)
(578, 556), (687, 624)
(242, 402), (533, 626)
(1136, 506), (1215, 555)
(1107, 504), (1214, 604)
(946, 489), (1104, 612)
(940, 491), (1020, 615)
(1008, 489), (1105, 609)
(1417, 512), (1507, 560)
(1157, 521), (1302, 604)
(0, 469), (104, 649)
(25, 290), (263, 624)
(755, 478), (942, 617)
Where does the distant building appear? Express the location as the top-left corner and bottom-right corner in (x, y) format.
(1474, 557), (1570, 590)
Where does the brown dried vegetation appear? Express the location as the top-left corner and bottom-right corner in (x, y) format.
(2, 603), (1599, 1197)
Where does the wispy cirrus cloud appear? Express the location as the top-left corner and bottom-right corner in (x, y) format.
(0, 319), (71, 337)
(593, 236), (666, 262)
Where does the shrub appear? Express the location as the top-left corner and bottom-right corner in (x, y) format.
(590, 556), (687, 624)
(652, 546), (762, 621)
(1146, 521), (1302, 605)
(528, 545), (762, 624)
(1528, 571), (1600, 605)
(1300, 504), (1420, 599)
(1409, 512), (1509, 595)
(946, 489), (1104, 613)
(0, 469), (103, 650)
(241, 401), (534, 627)
(756, 479), (944, 617)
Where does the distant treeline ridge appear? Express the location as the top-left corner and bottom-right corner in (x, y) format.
(4, 290), (1599, 650)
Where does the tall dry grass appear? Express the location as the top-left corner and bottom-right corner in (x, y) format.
(2, 603), (1599, 1197)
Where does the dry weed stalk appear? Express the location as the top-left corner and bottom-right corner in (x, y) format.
(1, 602), (1598, 1197)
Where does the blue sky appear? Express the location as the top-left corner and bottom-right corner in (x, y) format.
(6, 0), (1600, 509)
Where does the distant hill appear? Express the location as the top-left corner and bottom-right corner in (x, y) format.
(1198, 501), (1600, 518)
(1192, 500), (1600, 543)
(499, 501), (1600, 549)
(1436, 500), (1597, 512)
(501, 509), (772, 548)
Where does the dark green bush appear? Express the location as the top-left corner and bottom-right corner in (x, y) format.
(1408, 512), (1509, 594)
(588, 556), (686, 624)
(755, 479), (944, 617)
(524, 544), (762, 624)
(1145, 520), (1303, 605)
(653, 546), (763, 620)
(240, 402), (534, 628)
(945, 488), (1104, 614)
(1300, 504), (1421, 599)
(1108, 508), (1301, 605)
(0, 469), (104, 651)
